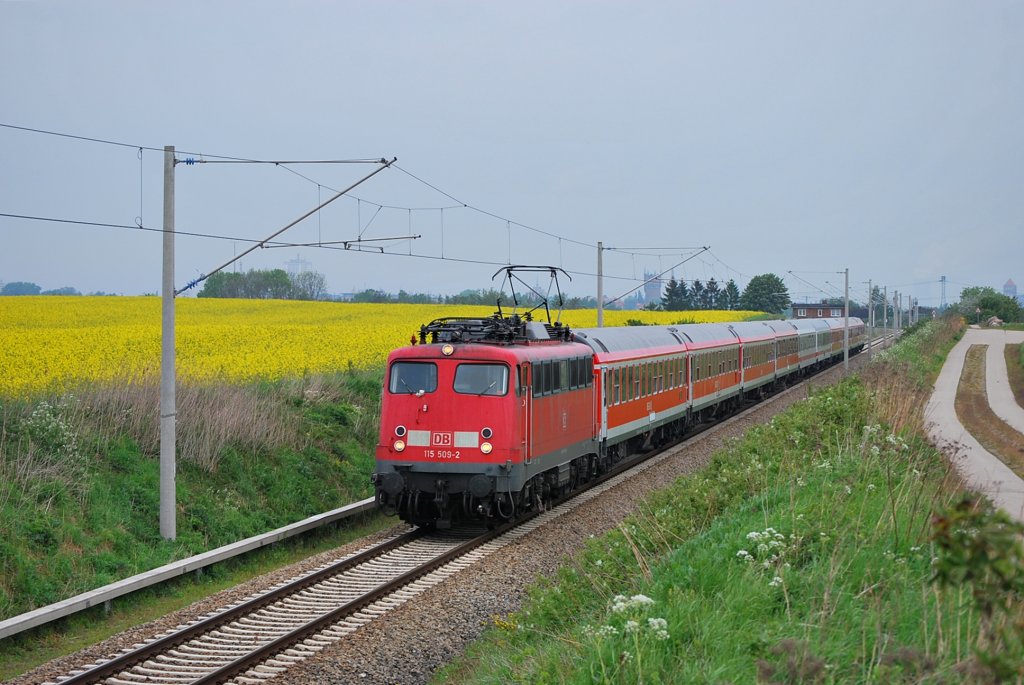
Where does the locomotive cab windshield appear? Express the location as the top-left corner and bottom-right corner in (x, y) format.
(453, 363), (509, 396)
(388, 361), (437, 395)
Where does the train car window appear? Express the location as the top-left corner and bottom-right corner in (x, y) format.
(534, 363), (545, 397)
(559, 360), (569, 392)
(613, 368), (621, 404)
(549, 361), (559, 394)
(389, 362), (438, 395)
(570, 358), (580, 389)
(543, 361), (553, 395)
(586, 358), (594, 387)
(454, 363), (509, 396)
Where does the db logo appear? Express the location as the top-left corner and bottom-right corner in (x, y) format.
(431, 432), (453, 446)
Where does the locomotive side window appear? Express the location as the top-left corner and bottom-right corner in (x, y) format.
(533, 363), (546, 397)
(389, 362), (438, 395)
(454, 363), (509, 396)
(559, 360), (570, 392)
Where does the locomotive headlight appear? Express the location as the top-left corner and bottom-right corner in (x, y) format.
(441, 343), (455, 356)
(480, 442), (493, 454)
(393, 439), (406, 452)
(481, 427), (493, 439)
(395, 425), (407, 437)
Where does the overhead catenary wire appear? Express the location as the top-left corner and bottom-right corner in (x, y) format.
(0, 122), (385, 165)
(175, 158), (396, 294)
(2, 121), (703, 293)
(0, 211), (649, 284)
(604, 247), (710, 305)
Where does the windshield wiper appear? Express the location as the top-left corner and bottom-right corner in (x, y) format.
(476, 381), (498, 396)
(399, 378), (420, 395)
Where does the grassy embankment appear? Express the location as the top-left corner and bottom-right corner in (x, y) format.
(438, 317), (1024, 684)
(1007, 343), (1024, 409)
(0, 370), (388, 678)
(956, 346), (1024, 479)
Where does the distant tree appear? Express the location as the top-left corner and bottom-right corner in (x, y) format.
(563, 295), (597, 309)
(396, 290), (438, 304)
(1, 281), (41, 296)
(291, 271), (327, 300)
(690, 280), (705, 310)
(740, 273), (790, 314)
(703, 278), (721, 309)
(197, 272), (245, 298)
(678, 280), (693, 310)
(661, 278), (683, 311)
(352, 289), (391, 303)
(957, 286), (1022, 323)
(244, 269), (291, 299)
(722, 279), (741, 310)
(198, 269), (326, 300)
(41, 287), (81, 296)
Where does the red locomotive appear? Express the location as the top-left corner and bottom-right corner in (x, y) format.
(373, 267), (865, 527)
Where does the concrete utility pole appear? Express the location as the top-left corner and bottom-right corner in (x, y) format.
(867, 278), (872, 358)
(882, 286), (887, 340)
(596, 241), (604, 328)
(160, 146), (176, 541)
(843, 267), (849, 370)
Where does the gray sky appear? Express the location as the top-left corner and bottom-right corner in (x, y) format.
(2, 1), (1022, 308)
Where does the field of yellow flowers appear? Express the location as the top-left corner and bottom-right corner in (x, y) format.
(0, 297), (765, 396)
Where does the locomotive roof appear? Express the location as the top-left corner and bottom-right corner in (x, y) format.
(388, 340), (593, 364)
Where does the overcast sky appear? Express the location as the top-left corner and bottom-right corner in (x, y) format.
(2, 1), (1022, 308)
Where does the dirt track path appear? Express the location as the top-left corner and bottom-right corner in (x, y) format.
(925, 327), (1024, 522)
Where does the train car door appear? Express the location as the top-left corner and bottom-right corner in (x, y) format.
(520, 362), (533, 464)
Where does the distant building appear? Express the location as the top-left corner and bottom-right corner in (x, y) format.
(642, 271), (662, 305)
(791, 301), (846, 319)
(1004, 278), (1018, 299)
(286, 255), (313, 277)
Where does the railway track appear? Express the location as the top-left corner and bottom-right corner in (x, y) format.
(47, 526), (497, 685)
(43, 340), (888, 685)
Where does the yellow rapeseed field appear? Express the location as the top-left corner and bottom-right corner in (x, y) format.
(0, 296), (765, 396)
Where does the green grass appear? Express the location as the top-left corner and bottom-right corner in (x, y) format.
(0, 369), (386, 671)
(0, 511), (392, 680)
(437, 314), (1021, 684)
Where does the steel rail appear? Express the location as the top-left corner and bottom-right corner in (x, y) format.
(58, 527), (430, 685)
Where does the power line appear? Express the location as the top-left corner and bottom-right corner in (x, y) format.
(2, 121), (701, 292)
(0, 210), (652, 286)
(0, 122), (383, 165)
(604, 248), (710, 304)
(2, 121), (605, 264)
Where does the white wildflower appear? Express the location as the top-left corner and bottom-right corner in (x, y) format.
(647, 617), (668, 632)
